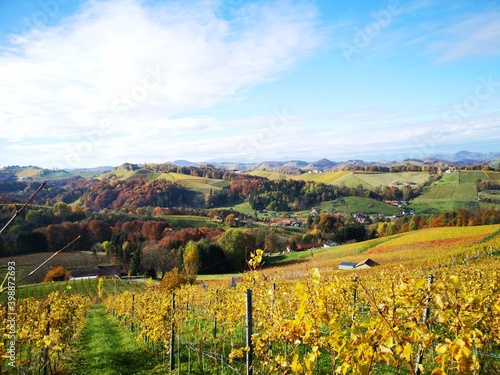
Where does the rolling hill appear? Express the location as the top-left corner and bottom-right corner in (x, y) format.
(263, 223), (500, 274)
(410, 170), (500, 212)
(101, 167), (229, 193)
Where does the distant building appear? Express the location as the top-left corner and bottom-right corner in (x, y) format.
(310, 207), (319, 216)
(296, 243), (316, 251)
(323, 240), (339, 247)
(354, 258), (380, 269)
(275, 219), (292, 226)
(338, 262), (357, 270)
(338, 258), (380, 270)
(68, 265), (125, 279)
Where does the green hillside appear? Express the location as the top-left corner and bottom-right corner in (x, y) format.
(2, 166), (77, 181)
(101, 169), (229, 193)
(246, 170), (291, 180)
(484, 170), (500, 181)
(319, 196), (400, 216)
(174, 177), (228, 192)
(256, 170), (431, 188)
(291, 170), (349, 184)
(162, 215), (220, 228)
(410, 170), (499, 213)
(332, 171), (431, 189)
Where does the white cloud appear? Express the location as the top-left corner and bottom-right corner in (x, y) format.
(426, 10), (500, 62)
(0, 0), (322, 167)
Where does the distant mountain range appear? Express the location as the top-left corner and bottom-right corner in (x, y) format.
(431, 151), (500, 163)
(169, 151), (500, 172)
(0, 151), (498, 182)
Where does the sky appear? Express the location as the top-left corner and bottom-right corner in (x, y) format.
(0, 0), (499, 169)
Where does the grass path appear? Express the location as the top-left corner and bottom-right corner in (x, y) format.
(65, 304), (166, 375)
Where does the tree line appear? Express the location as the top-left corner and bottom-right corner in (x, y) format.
(368, 208), (500, 238)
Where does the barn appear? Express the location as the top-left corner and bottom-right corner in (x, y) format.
(354, 259), (380, 269)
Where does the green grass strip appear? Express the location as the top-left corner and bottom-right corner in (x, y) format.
(65, 304), (167, 375)
(478, 228), (500, 243)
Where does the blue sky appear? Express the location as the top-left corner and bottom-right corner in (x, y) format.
(0, 0), (499, 168)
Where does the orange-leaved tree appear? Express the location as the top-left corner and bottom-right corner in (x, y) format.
(43, 265), (69, 282)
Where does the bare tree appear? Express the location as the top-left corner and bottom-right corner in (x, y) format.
(141, 241), (180, 279)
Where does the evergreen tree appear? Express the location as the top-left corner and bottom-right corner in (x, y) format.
(129, 248), (142, 276)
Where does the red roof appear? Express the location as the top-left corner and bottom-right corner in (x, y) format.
(296, 243), (316, 251)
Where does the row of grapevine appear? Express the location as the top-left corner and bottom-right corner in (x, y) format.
(0, 276), (146, 305)
(1, 291), (90, 374)
(107, 247), (500, 374)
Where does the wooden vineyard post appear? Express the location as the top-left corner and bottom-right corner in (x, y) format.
(415, 274), (434, 375)
(213, 289), (218, 339)
(42, 303), (51, 375)
(246, 289), (253, 375)
(170, 292), (176, 371)
(131, 294), (135, 331)
(352, 274), (358, 321)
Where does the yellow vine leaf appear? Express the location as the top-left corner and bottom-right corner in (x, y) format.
(449, 275), (460, 289)
(403, 342), (412, 362)
(431, 368), (446, 375)
(291, 354), (303, 373)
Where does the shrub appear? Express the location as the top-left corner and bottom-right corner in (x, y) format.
(43, 266), (68, 282)
(159, 267), (188, 291)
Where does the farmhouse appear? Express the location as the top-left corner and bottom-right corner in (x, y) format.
(353, 213), (369, 224)
(338, 258), (380, 270)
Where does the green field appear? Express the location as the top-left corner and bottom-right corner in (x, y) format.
(458, 170), (489, 184)
(320, 196), (400, 216)
(291, 171), (350, 184)
(175, 178), (228, 192)
(222, 201), (256, 215)
(484, 170), (500, 181)
(332, 171), (431, 189)
(246, 170), (291, 180)
(410, 170), (500, 213)
(162, 215), (220, 228)
(236, 170), (432, 188)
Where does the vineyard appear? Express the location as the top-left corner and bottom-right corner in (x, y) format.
(336, 172), (431, 189)
(292, 171), (351, 184)
(0, 290), (90, 374)
(1, 226), (500, 374)
(162, 215), (220, 229)
(411, 170), (500, 212)
(0, 277), (144, 374)
(0, 276), (145, 304)
(106, 233), (500, 375)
